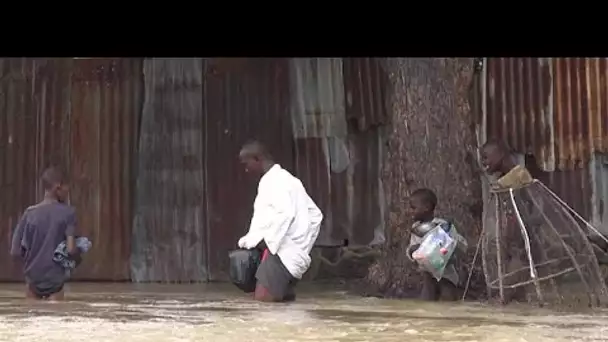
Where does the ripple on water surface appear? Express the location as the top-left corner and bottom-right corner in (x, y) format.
(0, 283), (607, 342)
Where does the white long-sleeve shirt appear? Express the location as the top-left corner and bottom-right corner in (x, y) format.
(238, 164), (323, 279)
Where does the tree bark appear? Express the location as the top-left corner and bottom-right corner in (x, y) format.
(363, 58), (484, 298)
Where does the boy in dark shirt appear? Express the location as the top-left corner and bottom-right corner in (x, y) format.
(10, 167), (78, 301)
(480, 139), (535, 304)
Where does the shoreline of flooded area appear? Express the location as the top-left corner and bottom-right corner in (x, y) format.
(0, 283), (607, 341)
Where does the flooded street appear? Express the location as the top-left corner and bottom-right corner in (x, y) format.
(0, 283), (606, 341)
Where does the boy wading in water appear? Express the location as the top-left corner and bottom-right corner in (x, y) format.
(406, 188), (468, 301)
(10, 167), (79, 301)
(237, 141), (323, 302)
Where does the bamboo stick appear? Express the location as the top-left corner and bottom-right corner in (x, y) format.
(527, 193), (595, 307)
(495, 195), (505, 304)
(509, 188), (544, 305)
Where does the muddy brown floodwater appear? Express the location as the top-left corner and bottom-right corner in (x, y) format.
(0, 282), (607, 341)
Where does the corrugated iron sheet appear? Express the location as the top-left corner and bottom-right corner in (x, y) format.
(591, 153), (608, 233)
(553, 58), (608, 169)
(524, 154), (593, 223)
(202, 57), (389, 280)
(484, 57), (608, 228)
(131, 58), (206, 282)
(343, 58), (389, 246)
(0, 58), (142, 281)
(485, 58), (555, 170)
(203, 58), (294, 281)
(0, 58), (63, 281)
(485, 57), (608, 171)
(69, 58), (142, 281)
(288, 58), (389, 247)
(1, 57), (390, 283)
(289, 58), (344, 246)
(343, 58), (390, 130)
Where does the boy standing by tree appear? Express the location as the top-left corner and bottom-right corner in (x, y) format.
(406, 188), (468, 301)
(480, 139), (535, 303)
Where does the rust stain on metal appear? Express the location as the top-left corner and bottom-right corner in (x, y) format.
(0, 58), (47, 281)
(288, 58), (388, 247)
(203, 57), (389, 280)
(486, 58), (608, 171)
(486, 57), (608, 226)
(0, 58), (142, 281)
(525, 154), (594, 222)
(69, 58), (142, 281)
(203, 58), (294, 281)
(131, 58), (206, 283)
(1, 57), (390, 282)
(343, 58), (390, 130)
(338, 58), (389, 246)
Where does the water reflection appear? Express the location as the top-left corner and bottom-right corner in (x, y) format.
(0, 283), (606, 341)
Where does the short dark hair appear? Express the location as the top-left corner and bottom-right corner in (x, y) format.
(240, 140), (273, 160)
(41, 167), (65, 191)
(482, 138), (512, 154)
(411, 188), (437, 211)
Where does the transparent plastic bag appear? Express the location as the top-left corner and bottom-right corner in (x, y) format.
(413, 225), (457, 281)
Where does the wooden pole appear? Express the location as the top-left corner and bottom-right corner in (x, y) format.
(509, 188), (544, 305)
(527, 192), (595, 307)
(495, 195), (505, 304)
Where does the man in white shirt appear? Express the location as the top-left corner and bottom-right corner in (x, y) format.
(237, 141), (323, 302)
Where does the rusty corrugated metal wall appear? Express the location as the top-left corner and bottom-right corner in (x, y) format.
(0, 59), (65, 281)
(1, 57), (390, 282)
(70, 58), (142, 281)
(288, 58), (389, 248)
(201, 58), (390, 281)
(0, 58), (142, 281)
(131, 58), (206, 282)
(203, 58), (294, 281)
(591, 153), (608, 232)
(486, 58), (608, 170)
(342, 58), (389, 246)
(484, 57), (608, 231)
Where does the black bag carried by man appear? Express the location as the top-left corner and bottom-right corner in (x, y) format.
(229, 248), (262, 293)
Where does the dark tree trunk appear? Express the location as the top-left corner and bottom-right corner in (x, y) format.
(363, 58), (484, 298)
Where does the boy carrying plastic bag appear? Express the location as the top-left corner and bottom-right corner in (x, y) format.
(406, 188), (469, 301)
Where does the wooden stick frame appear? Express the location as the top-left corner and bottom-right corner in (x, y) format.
(477, 179), (607, 307)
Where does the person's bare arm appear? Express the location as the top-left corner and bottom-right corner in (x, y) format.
(407, 244), (420, 260)
(66, 236), (76, 255)
(406, 234), (421, 262)
(10, 214), (27, 258)
(65, 209), (78, 255)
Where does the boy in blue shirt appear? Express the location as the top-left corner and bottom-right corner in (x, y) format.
(10, 167), (79, 300)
